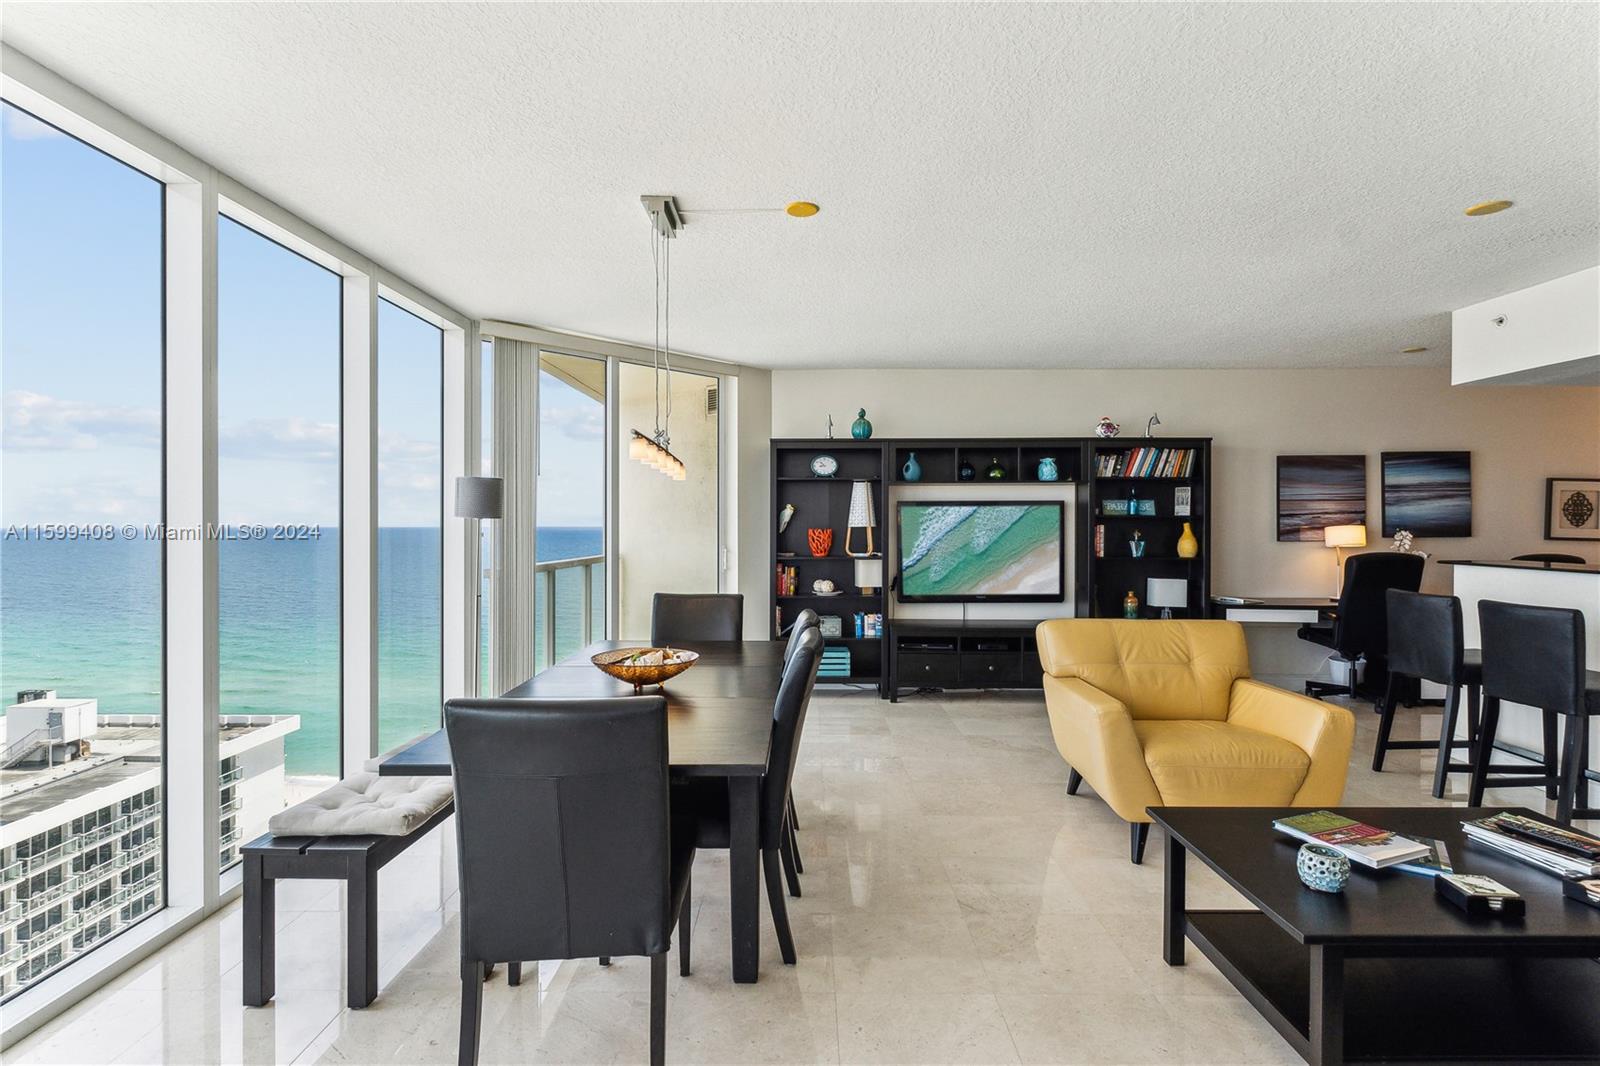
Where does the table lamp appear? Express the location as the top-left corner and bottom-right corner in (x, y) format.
(846, 480), (877, 557)
(855, 557), (885, 595)
(1323, 524), (1366, 596)
(1147, 577), (1189, 619)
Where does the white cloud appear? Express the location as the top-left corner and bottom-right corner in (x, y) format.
(2, 390), (160, 451)
(542, 405), (604, 441)
(219, 416), (338, 461)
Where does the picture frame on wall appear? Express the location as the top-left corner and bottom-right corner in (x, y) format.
(1381, 451), (1472, 538)
(1276, 454), (1365, 542)
(1545, 477), (1600, 541)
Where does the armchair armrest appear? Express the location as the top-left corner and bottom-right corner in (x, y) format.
(1042, 676), (1162, 823)
(1226, 679), (1355, 806)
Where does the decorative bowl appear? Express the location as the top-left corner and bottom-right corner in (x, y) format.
(1296, 843), (1351, 893)
(591, 648), (700, 692)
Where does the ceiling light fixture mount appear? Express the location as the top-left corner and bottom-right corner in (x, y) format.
(632, 195), (687, 481)
(1464, 199), (1513, 216)
(674, 200), (820, 220)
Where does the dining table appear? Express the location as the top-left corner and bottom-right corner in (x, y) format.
(377, 639), (783, 983)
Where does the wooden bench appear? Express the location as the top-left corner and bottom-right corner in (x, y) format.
(241, 799), (454, 1009)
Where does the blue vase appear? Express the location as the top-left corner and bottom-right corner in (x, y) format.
(851, 408), (872, 440)
(902, 452), (922, 482)
(1037, 457), (1059, 482)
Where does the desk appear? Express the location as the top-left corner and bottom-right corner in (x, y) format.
(1209, 596), (1337, 625)
(381, 639), (781, 983)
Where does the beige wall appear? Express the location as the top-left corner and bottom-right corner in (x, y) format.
(731, 368), (774, 640)
(764, 368), (1599, 670)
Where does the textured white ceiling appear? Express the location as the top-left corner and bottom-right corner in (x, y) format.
(3, 2), (1596, 369)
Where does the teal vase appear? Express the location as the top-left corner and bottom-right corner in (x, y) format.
(902, 452), (922, 482)
(1036, 457), (1059, 482)
(850, 408), (873, 440)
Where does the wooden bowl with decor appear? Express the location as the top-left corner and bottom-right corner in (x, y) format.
(591, 647), (700, 692)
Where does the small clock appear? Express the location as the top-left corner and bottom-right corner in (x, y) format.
(810, 454), (839, 478)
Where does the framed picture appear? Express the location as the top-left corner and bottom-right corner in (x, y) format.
(1382, 451), (1471, 537)
(1174, 486), (1192, 517)
(1277, 455), (1365, 542)
(1545, 477), (1600, 540)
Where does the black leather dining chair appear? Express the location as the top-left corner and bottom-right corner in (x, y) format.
(651, 593), (744, 644)
(1374, 590), (1483, 797)
(783, 608), (821, 666)
(1300, 552), (1425, 702)
(1471, 600), (1600, 824)
(446, 697), (693, 1066)
(779, 608), (819, 889)
(673, 628), (823, 966)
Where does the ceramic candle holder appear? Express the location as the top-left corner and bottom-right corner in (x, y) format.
(1296, 843), (1351, 893)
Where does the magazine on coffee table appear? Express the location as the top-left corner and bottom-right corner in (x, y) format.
(1273, 810), (1432, 869)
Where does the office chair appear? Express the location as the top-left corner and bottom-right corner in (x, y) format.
(1299, 552), (1424, 703)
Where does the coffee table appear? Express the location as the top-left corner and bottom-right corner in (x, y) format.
(1150, 806), (1600, 1066)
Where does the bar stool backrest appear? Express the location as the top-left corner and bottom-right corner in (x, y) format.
(1477, 599), (1587, 715)
(1386, 590), (1464, 686)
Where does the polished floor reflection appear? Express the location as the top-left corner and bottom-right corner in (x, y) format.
(11, 686), (1595, 1065)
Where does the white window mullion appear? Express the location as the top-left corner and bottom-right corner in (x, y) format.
(163, 174), (220, 907)
(342, 275), (378, 774)
(442, 323), (472, 700)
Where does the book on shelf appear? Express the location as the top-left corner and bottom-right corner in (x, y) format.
(1461, 813), (1600, 878)
(1094, 447), (1197, 479)
(1272, 810), (1432, 868)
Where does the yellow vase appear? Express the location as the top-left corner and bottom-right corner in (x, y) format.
(1176, 522), (1199, 559)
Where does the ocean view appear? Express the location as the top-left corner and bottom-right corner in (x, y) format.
(0, 525), (603, 776)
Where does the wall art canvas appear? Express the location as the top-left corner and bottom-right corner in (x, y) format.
(1382, 451), (1471, 537)
(1545, 477), (1600, 541)
(1277, 455), (1366, 542)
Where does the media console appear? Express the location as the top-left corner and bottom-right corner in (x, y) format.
(889, 620), (1046, 701)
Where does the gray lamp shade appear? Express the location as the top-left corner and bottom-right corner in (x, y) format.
(454, 476), (504, 520)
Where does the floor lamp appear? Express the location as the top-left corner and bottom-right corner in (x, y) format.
(455, 476), (504, 695)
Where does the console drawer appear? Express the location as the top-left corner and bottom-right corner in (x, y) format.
(898, 652), (959, 686)
(962, 652), (1021, 687)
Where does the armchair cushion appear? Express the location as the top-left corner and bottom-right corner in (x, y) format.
(1036, 619), (1249, 721)
(1132, 720), (1310, 807)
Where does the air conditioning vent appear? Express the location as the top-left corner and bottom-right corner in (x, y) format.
(705, 384), (719, 416)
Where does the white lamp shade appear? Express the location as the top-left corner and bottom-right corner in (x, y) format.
(848, 480), (876, 527)
(454, 476), (504, 520)
(855, 557), (885, 589)
(1147, 577), (1188, 609)
(1323, 524), (1367, 549)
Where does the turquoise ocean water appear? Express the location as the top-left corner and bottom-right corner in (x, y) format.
(0, 526), (602, 776)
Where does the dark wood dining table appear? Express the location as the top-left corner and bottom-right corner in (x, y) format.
(378, 639), (782, 983)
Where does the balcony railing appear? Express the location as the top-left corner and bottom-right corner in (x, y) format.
(533, 554), (605, 672)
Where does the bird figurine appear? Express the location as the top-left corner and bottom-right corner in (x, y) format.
(778, 503), (796, 533)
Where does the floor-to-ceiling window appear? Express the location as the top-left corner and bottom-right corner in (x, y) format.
(616, 362), (720, 640)
(376, 299), (443, 754)
(216, 216), (340, 871)
(0, 101), (165, 997)
(536, 353), (607, 666)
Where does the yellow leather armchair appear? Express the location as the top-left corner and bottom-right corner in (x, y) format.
(1036, 618), (1355, 863)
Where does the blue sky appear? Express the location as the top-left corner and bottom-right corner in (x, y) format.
(3, 101), (604, 531)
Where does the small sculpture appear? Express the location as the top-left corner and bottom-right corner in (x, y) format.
(1146, 413), (1161, 438)
(1296, 843), (1351, 893)
(1129, 529), (1146, 558)
(1095, 416), (1120, 439)
(851, 409), (873, 440)
(826, 414), (834, 439)
(778, 503), (796, 533)
(806, 528), (834, 557)
(811, 578), (836, 594)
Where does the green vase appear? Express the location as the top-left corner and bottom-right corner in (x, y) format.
(850, 409), (873, 440)
(986, 456), (1006, 480)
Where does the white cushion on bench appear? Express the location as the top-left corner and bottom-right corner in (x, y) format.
(267, 772), (453, 837)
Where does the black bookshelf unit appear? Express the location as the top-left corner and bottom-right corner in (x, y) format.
(770, 435), (1213, 698)
(770, 440), (889, 694)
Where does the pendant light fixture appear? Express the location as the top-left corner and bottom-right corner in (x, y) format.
(631, 195), (688, 480)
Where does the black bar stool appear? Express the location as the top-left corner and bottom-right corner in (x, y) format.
(1472, 600), (1600, 824)
(1374, 590), (1482, 798)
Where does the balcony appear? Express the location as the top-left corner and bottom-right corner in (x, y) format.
(532, 554), (605, 673)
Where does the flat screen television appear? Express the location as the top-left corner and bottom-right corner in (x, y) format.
(896, 501), (1065, 603)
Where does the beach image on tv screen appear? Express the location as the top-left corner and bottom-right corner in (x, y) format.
(899, 503), (1062, 598)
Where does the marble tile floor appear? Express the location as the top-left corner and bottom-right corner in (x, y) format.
(9, 686), (1596, 1065)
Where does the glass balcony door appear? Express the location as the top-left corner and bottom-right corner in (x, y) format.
(535, 352), (606, 670)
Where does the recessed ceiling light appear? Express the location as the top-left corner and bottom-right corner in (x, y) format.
(1401, 346), (1428, 353)
(1464, 200), (1513, 216)
(786, 201), (820, 218)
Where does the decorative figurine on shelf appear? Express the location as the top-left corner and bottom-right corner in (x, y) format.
(986, 456), (1006, 480)
(1296, 844), (1351, 893)
(851, 409), (873, 440)
(1095, 416), (1120, 439)
(811, 579), (837, 595)
(1129, 529), (1146, 558)
(778, 503), (796, 533)
(806, 528), (834, 557)
(1123, 589), (1140, 619)
(1146, 413), (1161, 438)
(1037, 456), (1059, 482)
(1390, 529), (1430, 559)
(1177, 521), (1199, 558)
(826, 414), (834, 439)
(958, 458), (976, 481)
(902, 452), (922, 482)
